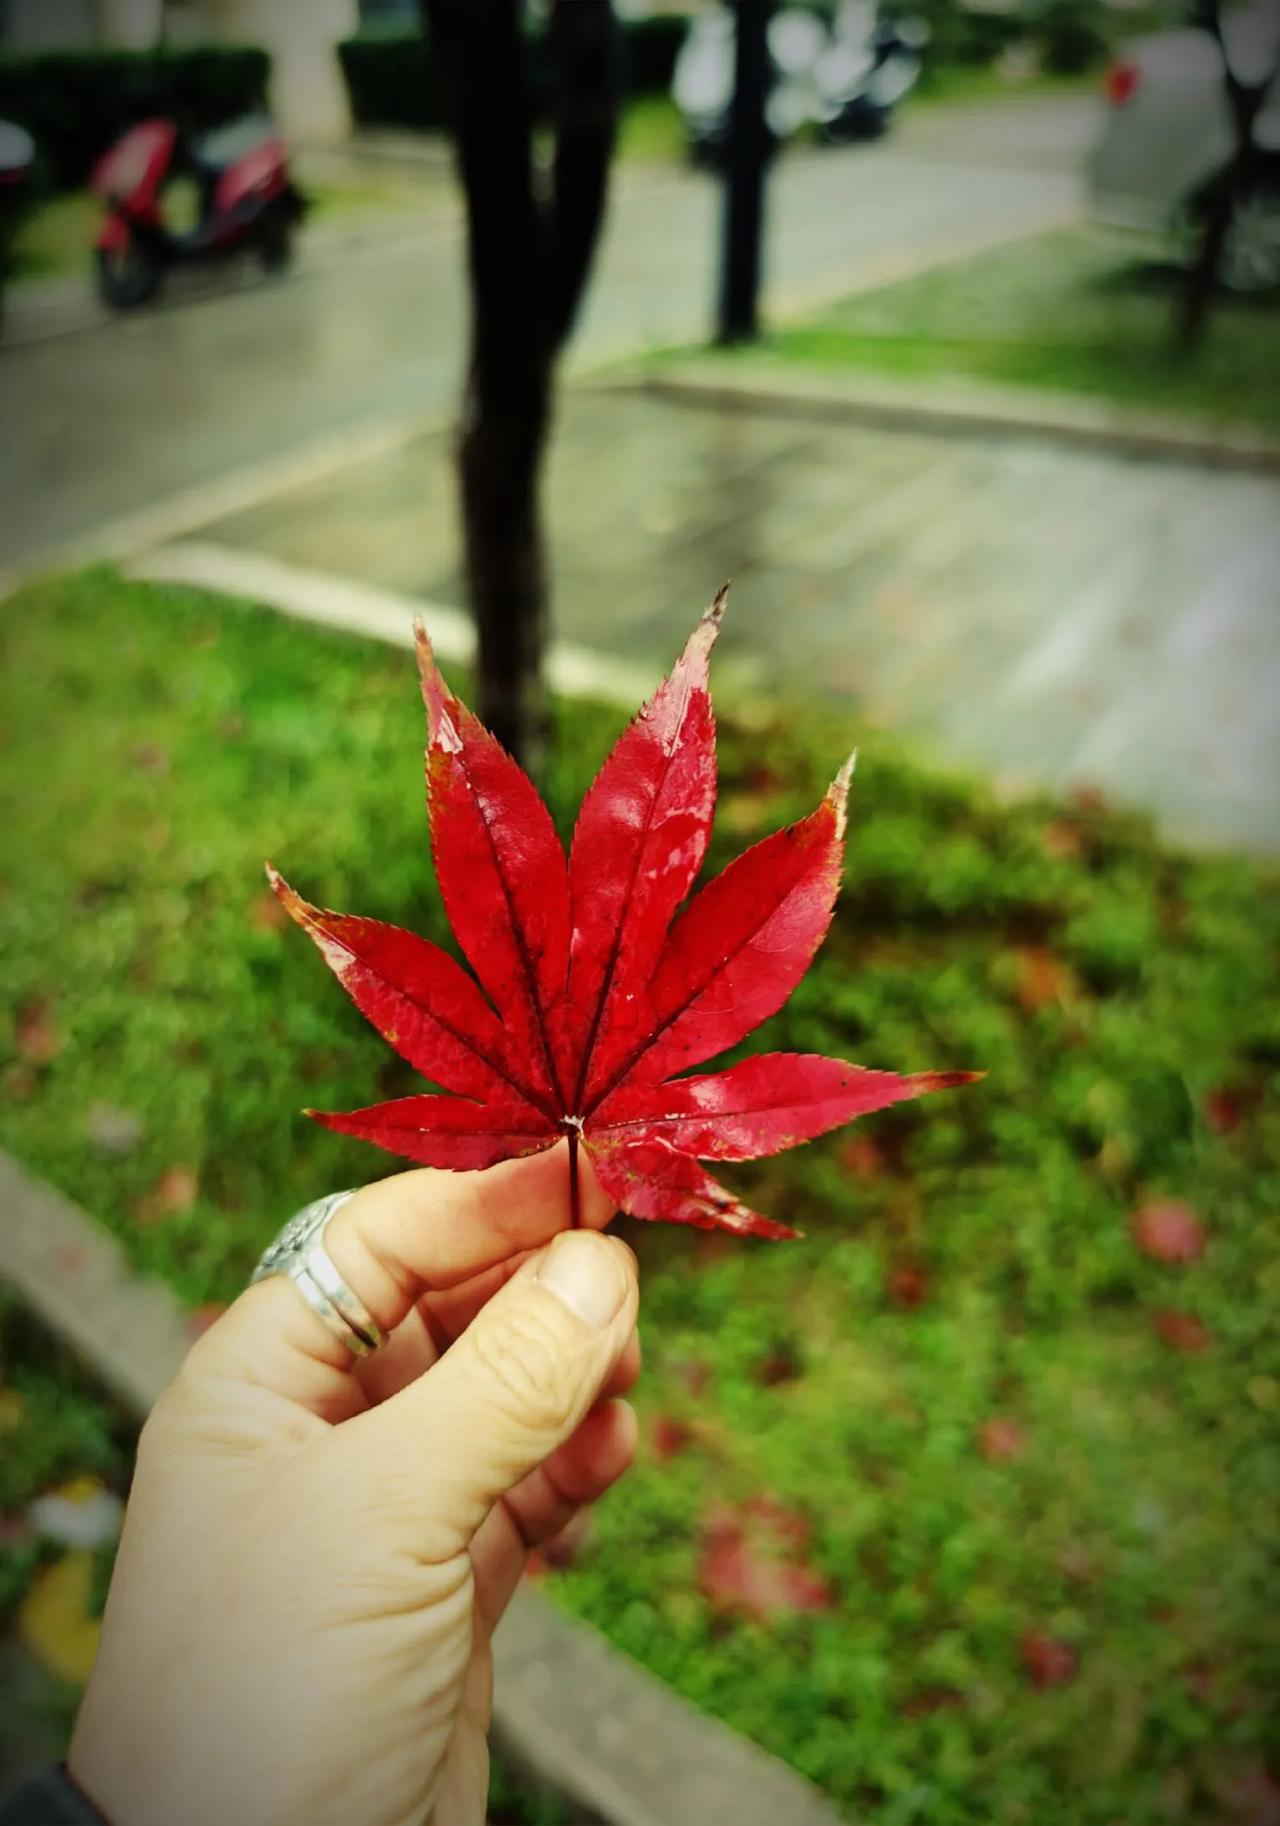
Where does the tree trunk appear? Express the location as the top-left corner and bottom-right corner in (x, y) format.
(457, 365), (552, 765)
(717, 0), (773, 345)
(1176, 100), (1262, 351)
(1176, 0), (1270, 352)
(424, 0), (617, 768)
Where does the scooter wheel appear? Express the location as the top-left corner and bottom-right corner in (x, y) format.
(96, 240), (162, 310)
(257, 211), (294, 276)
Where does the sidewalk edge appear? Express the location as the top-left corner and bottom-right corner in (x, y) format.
(632, 361), (1280, 475)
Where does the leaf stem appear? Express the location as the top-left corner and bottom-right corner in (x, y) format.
(567, 1126), (581, 1231)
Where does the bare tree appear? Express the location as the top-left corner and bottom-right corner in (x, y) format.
(1177, 0), (1280, 350)
(423, 0), (618, 768)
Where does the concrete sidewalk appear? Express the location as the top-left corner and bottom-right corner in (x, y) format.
(146, 377), (1279, 858)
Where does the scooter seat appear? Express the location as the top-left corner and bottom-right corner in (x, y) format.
(190, 114), (276, 179)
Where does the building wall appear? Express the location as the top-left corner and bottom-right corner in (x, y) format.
(0, 0), (356, 146)
(1, 0), (99, 47)
(212, 0), (355, 142)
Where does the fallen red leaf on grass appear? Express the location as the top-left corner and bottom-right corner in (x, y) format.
(1133, 1199), (1206, 1264)
(901, 1686), (965, 1719)
(271, 596), (978, 1237)
(754, 1345), (802, 1387)
(741, 1492), (812, 1546)
(699, 1499), (830, 1621)
(15, 998), (62, 1065)
(651, 1415), (695, 1461)
(1203, 1086), (1253, 1135)
(840, 1134), (887, 1180)
(1012, 946), (1077, 1014)
(977, 1416), (1026, 1463)
(1019, 1631), (1079, 1688)
(888, 1263), (931, 1309)
(1153, 1309), (1213, 1353)
(1207, 1762), (1280, 1826)
(134, 1166), (198, 1226)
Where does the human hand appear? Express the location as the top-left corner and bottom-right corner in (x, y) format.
(69, 1146), (638, 1826)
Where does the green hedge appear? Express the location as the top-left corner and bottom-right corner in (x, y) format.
(914, 0), (1030, 69)
(0, 46), (271, 191)
(337, 33), (442, 132)
(1036, 0), (1112, 73)
(337, 16), (685, 134)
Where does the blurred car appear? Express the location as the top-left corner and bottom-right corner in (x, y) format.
(1088, 0), (1280, 292)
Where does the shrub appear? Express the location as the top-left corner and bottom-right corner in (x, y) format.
(1037, 0), (1111, 73)
(616, 16), (686, 98)
(337, 14), (687, 134)
(336, 32), (442, 132)
(0, 45), (271, 191)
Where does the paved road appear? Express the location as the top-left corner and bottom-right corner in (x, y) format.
(189, 382), (1280, 854)
(0, 96), (1096, 576)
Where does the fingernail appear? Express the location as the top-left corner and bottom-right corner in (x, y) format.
(537, 1232), (628, 1329)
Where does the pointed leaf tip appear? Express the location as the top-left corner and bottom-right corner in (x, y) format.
(262, 854), (297, 913)
(415, 621), (460, 750)
(913, 1069), (985, 1096)
(829, 752), (856, 838)
(683, 590), (726, 671)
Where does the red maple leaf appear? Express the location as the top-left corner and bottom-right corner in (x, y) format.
(269, 598), (978, 1238)
(698, 1499), (830, 1620)
(1019, 1630), (1079, 1688)
(1132, 1199), (1206, 1264)
(976, 1416), (1026, 1462)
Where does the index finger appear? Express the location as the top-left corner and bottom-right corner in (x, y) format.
(184, 1143), (614, 1411)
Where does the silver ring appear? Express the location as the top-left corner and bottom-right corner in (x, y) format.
(252, 1191), (385, 1358)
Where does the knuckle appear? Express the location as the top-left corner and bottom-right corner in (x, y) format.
(467, 1306), (579, 1435)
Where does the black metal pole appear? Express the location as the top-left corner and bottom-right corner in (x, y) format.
(716, 0), (772, 344)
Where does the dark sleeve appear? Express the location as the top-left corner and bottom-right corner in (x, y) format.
(0, 1766), (110, 1825)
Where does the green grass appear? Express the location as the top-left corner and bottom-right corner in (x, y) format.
(9, 189), (99, 287)
(617, 94), (684, 164)
(735, 227), (1280, 436)
(1, 572), (1278, 1824)
(909, 64), (1096, 109)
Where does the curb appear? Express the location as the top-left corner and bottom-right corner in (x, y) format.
(634, 360), (1280, 476)
(123, 543), (664, 709)
(0, 1149), (841, 1826)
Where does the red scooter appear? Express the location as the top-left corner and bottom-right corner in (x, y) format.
(93, 114), (306, 310)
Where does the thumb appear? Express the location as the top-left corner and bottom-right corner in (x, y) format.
(352, 1229), (638, 1561)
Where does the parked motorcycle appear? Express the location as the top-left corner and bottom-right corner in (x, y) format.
(672, 2), (926, 163)
(92, 114), (306, 310)
(814, 3), (929, 143)
(0, 120), (36, 333)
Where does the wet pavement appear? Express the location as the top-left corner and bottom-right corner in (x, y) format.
(0, 96), (1094, 576)
(194, 381), (1280, 856)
